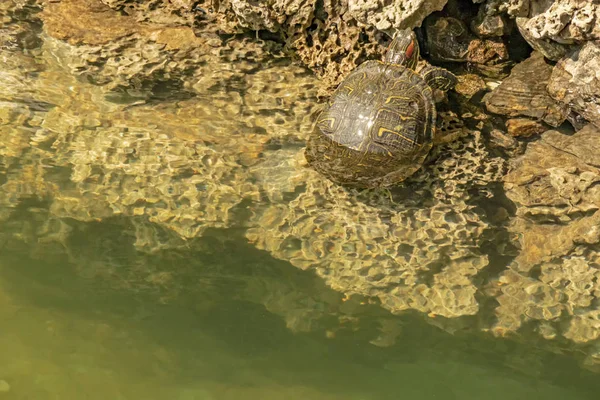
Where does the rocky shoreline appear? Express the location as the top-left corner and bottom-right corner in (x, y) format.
(2, 0), (600, 373)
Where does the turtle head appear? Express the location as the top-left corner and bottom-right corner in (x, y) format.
(384, 29), (420, 70)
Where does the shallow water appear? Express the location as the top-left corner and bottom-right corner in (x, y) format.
(1, 2), (600, 398)
(1, 237), (599, 400)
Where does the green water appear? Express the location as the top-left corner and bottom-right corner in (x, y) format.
(1, 2), (600, 398)
(0, 227), (599, 400)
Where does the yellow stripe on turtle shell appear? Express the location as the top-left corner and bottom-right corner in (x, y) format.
(376, 127), (416, 145)
(384, 95), (413, 104)
(365, 141), (394, 157)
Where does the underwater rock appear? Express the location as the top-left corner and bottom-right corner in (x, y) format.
(246, 131), (506, 318)
(40, 0), (301, 100)
(41, 0), (384, 93)
(100, 0), (196, 25)
(0, 13), (321, 248)
(0, 379), (10, 393)
(41, 0), (214, 94)
(505, 125), (600, 221)
(484, 52), (568, 128)
(42, 0), (140, 45)
(499, 124), (600, 347)
(548, 41), (600, 128)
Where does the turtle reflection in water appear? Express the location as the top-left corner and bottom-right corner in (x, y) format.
(305, 29), (457, 188)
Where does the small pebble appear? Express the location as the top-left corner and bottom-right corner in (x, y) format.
(0, 380), (10, 393)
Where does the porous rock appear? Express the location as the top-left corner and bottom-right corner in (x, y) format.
(100, 0), (196, 25)
(454, 74), (486, 99)
(548, 41), (600, 128)
(521, 0), (600, 43)
(472, 0), (530, 18)
(513, 1), (600, 59)
(348, 0), (448, 32)
(499, 124), (600, 350)
(484, 52), (569, 128)
(246, 132), (507, 318)
(516, 17), (569, 61)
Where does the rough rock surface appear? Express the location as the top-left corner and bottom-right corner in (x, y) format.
(472, 0), (530, 18)
(501, 125), (600, 362)
(520, 0), (600, 43)
(348, 0), (448, 32)
(548, 41), (600, 128)
(505, 118), (547, 137)
(516, 17), (569, 61)
(484, 52), (569, 129)
(470, 2), (509, 37)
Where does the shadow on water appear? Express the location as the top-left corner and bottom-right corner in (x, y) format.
(0, 216), (599, 399)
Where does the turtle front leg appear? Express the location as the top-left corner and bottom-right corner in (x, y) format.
(420, 65), (458, 91)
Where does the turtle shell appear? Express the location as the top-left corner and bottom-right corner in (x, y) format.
(305, 60), (436, 188)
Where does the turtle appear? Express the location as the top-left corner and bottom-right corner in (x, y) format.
(305, 28), (458, 188)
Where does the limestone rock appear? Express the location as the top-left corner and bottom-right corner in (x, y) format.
(348, 0), (448, 32)
(516, 17), (569, 61)
(484, 52), (569, 127)
(473, 0), (530, 18)
(229, 0), (305, 32)
(42, 0), (138, 46)
(523, 0), (600, 43)
(548, 41), (600, 128)
(183, 1), (386, 91)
